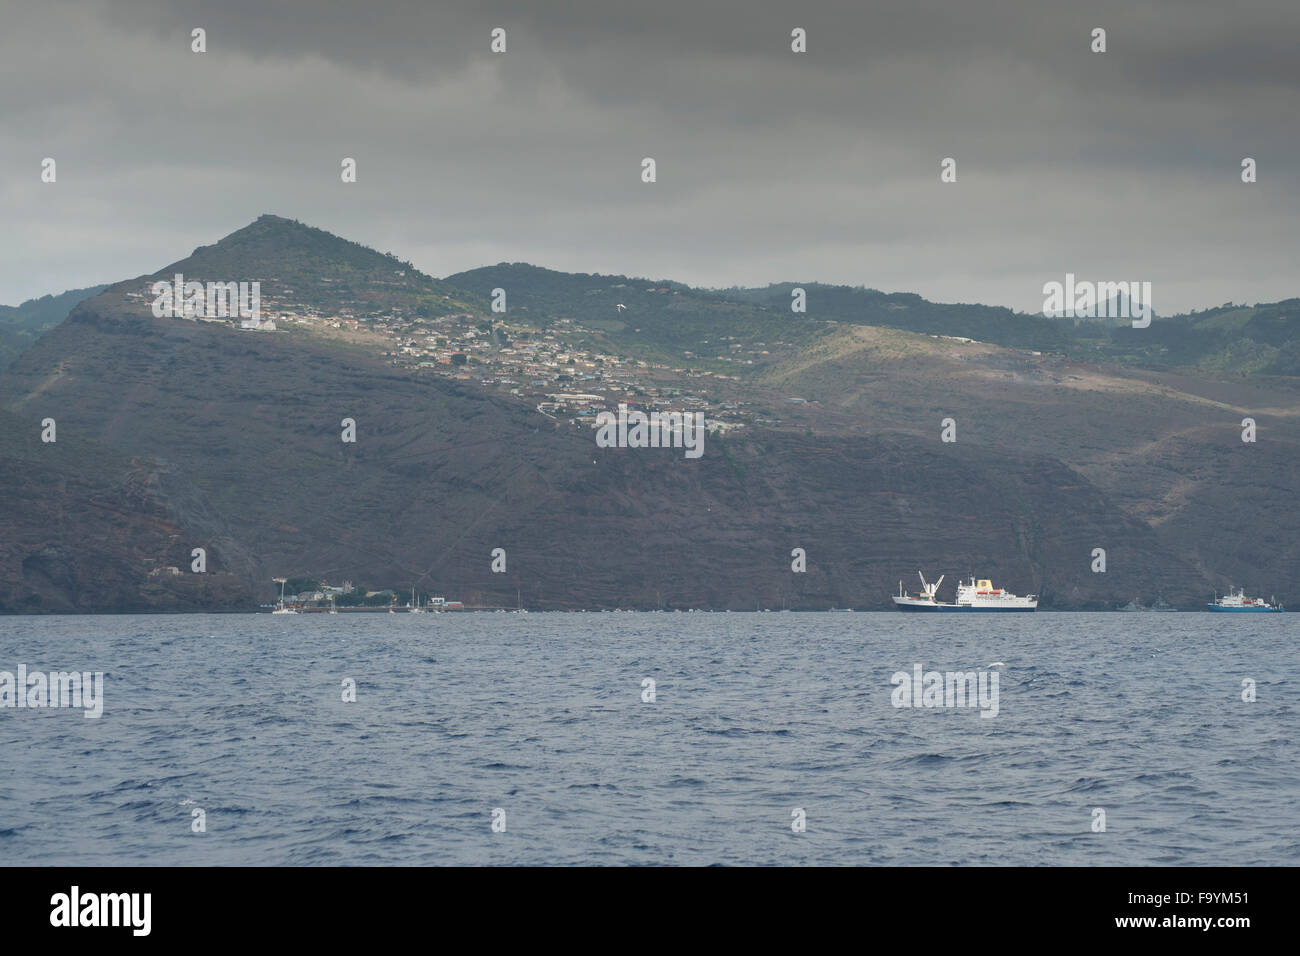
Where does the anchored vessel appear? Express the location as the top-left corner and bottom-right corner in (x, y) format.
(1121, 595), (1179, 611)
(271, 577), (299, 615)
(1207, 587), (1283, 612)
(892, 572), (1038, 612)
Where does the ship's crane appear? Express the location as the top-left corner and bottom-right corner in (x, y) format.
(918, 571), (944, 601)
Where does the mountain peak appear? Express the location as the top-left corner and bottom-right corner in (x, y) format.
(128, 215), (486, 319)
(178, 214), (407, 276)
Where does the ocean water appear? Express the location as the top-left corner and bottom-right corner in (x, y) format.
(0, 612), (1295, 866)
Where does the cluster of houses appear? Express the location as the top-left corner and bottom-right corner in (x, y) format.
(286, 581), (354, 603)
(129, 274), (768, 433)
(279, 580), (465, 611)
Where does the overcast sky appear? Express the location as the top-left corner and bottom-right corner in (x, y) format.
(2, 0), (1296, 314)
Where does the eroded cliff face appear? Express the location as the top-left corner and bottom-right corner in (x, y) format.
(0, 294), (1205, 611)
(0, 407), (251, 612)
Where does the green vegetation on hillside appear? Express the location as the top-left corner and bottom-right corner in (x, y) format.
(446, 263), (829, 368)
(0, 285), (108, 369)
(725, 283), (1073, 352)
(154, 214), (487, 319)
(448, 264), (1299, 380)
(1101, 299), (1300, 375)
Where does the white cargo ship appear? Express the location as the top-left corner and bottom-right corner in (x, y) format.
(892, 572), (1038, 612)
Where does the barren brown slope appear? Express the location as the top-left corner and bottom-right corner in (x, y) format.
(0, 288), (1210, 609)
(0, 408), (252, 612)
(759, 325), (1300, 598)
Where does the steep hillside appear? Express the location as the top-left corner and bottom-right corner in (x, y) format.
(3, 215), (1292, 611)
(0, 285), (108, 370)
(0, 408), (251, 612)
(1, 252), (1205, 609)
(755, 323), (1300, 596)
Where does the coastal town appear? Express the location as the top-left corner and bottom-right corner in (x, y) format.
(266, 578), (469, 613)
(125, 275), (805, 439)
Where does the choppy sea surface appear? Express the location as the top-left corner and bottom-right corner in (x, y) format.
(0, 612), (1295, 866)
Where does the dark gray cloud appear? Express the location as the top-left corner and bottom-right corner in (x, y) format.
(2, 0), (1296, 313)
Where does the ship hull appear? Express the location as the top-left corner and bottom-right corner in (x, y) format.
(1206, 605), (1284, 613)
